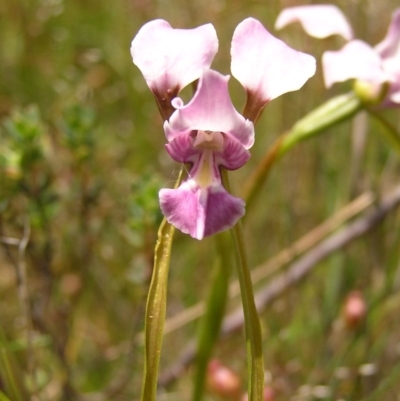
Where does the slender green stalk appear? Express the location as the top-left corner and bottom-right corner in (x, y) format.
(140, 169), (183, 401)
(222, 170), (264, 401)
(141, 218), (175, 400)
(192, 232), (232, 401)
(367, 109), (400, 156)
(0, 391), (12, 401)
(243, 92), (362, 210)
(0, 329), (28, 401)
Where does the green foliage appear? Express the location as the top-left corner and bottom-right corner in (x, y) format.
(1, 105), (46, 182)
(129, 171), (164, 244)
(59, 104), (96, 161)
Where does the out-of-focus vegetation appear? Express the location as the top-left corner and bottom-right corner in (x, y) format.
(1, 0), (400, 400)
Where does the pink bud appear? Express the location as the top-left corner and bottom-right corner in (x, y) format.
(60, 273), (82, 297)
(207, 359), (242, 399)
(343, 291), (367, 329)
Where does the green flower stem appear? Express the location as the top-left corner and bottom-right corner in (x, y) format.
(192, 232), (232, 401)
(243, 92), (362, 210)
(140, 169), (183, 401)
(366, 109), (400, 156)
(222, 170), (264, 401)
(0, 329), (27, 401)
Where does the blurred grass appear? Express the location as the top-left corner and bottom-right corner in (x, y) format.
(0, 0), (400, 400)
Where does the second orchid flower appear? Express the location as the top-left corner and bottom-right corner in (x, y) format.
(276, 5), (400, 107)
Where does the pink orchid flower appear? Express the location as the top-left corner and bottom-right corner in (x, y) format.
(276, 5), (400, 107)
(131, 18), (316, 239)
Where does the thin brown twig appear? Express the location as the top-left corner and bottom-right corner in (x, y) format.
(1, 220), (36, 400)
(0, 237), (21, 245)
(158, 183), (400, 387)
(17, 220), (38, 401)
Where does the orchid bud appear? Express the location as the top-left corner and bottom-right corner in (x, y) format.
(60, 273), (83, 297)
(353, 79), (390, 105)
(343, 291), (367, 329)
(207, 359), (242, 399)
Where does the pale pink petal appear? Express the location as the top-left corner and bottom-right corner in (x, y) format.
(164, 69), (254, 149)
(384, 66), (400, 106)
(389, 86), (400, 104)
(159, 182), (245, 240)
(375, 8), (400, 60)
(275, 5), (353, 40)
(382, 53), (400, 107)
(130, 20), (218, 94)
(231, 18), (316, 103)
(322, 40), (387, 88)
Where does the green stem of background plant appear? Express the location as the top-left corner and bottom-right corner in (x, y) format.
(243, 92), (362, 211)
(366, 109), (400, 156)
(0, 328), (28, 401)
(222, 170), (264, 401)
(192, 232), (232, 401)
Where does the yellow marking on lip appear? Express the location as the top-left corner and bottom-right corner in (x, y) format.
(194, 150), (215, 188)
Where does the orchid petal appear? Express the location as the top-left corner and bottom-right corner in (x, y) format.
(231, 18), (316, 104)
(159, 182), (245, 240)
(375, 8), (400, 60)
(216, 134), (251, 170)
(275, 5), (353, 40)
(164, 134), (198, 164)
(384, 65), (400, 106)
(322, 40), (387, 88)
(165, 132), (250, 170)
(390, 85), (400, 104)
(164, 69), (254, 149)
(130, 20), (218, 94)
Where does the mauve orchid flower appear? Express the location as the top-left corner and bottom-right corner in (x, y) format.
(275, 5), (400, 106)
(131, 18), (316, 239)
(159, 69), (253, 240)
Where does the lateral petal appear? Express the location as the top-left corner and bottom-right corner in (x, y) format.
(375, 8), (400, 60)
(322, 40), (386, 88)
(131, 20), (218, 94)
(231, 18), (316, 104)
(275, 5), (353, 40)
